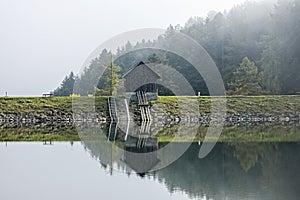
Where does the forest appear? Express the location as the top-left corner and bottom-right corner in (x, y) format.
(54, 0), (300, 96)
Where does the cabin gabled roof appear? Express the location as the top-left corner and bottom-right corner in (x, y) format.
(122, 61), (161, 79)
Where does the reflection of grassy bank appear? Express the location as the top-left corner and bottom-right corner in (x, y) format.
(0, 128), (79, 141)
(156, 125), (300, 143)
(1, 125), (299, 142)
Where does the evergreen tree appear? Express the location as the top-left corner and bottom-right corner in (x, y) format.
(53, 72), (76, 96)
(260, 0), (300, 94)
(96, 58), (121, 96)
(147, 53), (162, 64)
(76, 49), (111, 95)
(228, 57), (263, 95)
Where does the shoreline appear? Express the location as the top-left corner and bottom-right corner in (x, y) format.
(0, 95), (299, 127)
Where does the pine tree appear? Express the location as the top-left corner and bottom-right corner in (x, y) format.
(228, 57), (263, 95)
(96, 57), (121, 96)
(53, 72), (76, 96)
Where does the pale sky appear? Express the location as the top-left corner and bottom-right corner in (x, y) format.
(0, 0), (253, 96)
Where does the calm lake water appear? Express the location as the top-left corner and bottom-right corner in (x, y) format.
(1, 141), (299, 200)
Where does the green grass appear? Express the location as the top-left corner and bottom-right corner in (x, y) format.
(225, 95), (300, 114)
(0, 96), (108, 114)
(1, 95), (299, 115)
(151, 95), (300, 116)
(0, 97), (72, 114)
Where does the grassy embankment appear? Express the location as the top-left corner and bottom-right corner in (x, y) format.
(155, 95), (300, 115)
(1, 95), (298, 116)
(0, 96), (107, 114)
(0, 96), (299, 142)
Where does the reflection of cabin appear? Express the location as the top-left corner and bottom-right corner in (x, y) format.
(122, 61), (160, 100)
(123, 137), (160, 174)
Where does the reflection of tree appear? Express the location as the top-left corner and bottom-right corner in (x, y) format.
(153, 144), (226, 199)
(150, 143), (300, 200)
(229, 142), (279, 172)
(80, 126), (300, 200)
(79, 127), (128, 175)
(235, 143), (258, 170)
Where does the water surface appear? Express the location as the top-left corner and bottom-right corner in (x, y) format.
(1, 141), (299, 200)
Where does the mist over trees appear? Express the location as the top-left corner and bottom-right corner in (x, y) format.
(54, 0), (300, 96)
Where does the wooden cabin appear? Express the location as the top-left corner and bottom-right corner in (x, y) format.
(122, 61), (160, 100)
